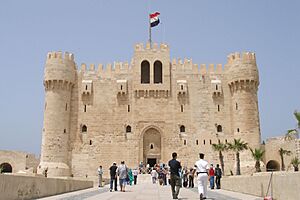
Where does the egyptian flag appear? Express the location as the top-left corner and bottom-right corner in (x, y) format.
(150, 12), (160, 27)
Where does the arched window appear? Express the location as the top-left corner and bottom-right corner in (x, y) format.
(82, 125), (87, 133)
(217, 125), (222, 132)
(0, 163), (12, 173)
(180, 125), (185, 133)
(141, 60), (150, 84)
(150, 144), (154, 149)
(126, 125), (131, 133)
(154, 60), (163, 84)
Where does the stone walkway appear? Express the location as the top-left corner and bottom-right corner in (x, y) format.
(39, 175), (263, 200)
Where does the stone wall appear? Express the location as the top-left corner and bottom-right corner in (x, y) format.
(222, 172), (300, 200)
(0, 174), (93, 200)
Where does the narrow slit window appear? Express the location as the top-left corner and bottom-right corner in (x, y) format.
(150, 144), (154, 149)
(181, 105), (184, 112)
(225, 139), (228, 143)
(181, 85), (183, 90)
(210, 139), (212, 145)
(89, 140), (92, 145)
(64, 129), (66, 133)
(184, 140), (187, 145)
(218, 139), (220, 144)
(81, 125), (87, 133)
(85, 85), (88, 90)
(236, 103), (238, 110)
(203, 140), (206, 145)
(65, 103), (68, 111)
(218, 105), (220, 112)
(216, 85), (218, 90)
(121, 85), (123, 90)
(128, 105), (130, 112)
(84, 105), (87, 112)
(196, 140), (199, 145)
(237, 128), (240, 132)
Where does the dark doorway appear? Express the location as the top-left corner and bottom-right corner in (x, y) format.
(147, 158), (157, 167)
(266, 160), (280, 171)
(0, 163), (12, 173)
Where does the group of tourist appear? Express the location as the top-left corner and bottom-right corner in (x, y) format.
(169, 152), (222, 200)
(97, 152), (222, 200)
(97, 161), (139, 192)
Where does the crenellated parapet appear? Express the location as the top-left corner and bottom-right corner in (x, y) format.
(227, 52), (256, 65)
(44, 80), (74, 91)
(46, 51), (75, 63)
(171, 58), (223, 75)
(80, 61), (131, 77)
(134, 42), (169, 52)
(226, 51), (259, 90)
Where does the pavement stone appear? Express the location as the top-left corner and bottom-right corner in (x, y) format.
(38, 175), (263, 200)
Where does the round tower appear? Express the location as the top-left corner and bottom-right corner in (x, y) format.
(38, 51), (76, 177)
(226, 52), (261, 148)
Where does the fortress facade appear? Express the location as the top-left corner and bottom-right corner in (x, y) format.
(38, 42), (261, 178)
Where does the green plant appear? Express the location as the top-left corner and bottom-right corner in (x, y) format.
(250, 148), (265, 172)
(278, 148), (291, 171)
(291, 157), (299, 172)
(211, 142), (227, 174)
(227, 138), (248, 175)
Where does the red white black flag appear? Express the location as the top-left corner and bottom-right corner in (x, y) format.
(150, 12), (160, 27)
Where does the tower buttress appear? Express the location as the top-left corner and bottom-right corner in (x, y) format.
(38, 51), (76, 177)
(226, 52), (261, 148)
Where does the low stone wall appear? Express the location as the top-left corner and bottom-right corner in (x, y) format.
(0, 174), (93, 200)
(222, 172), (300, 200)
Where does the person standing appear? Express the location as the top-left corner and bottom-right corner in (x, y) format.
(151, 167), (158, 184)
(116, 161), (128, 192)
(97, 165), (103, 187)
(215, 164), (222, 189)
(128, 168), (134, 185)
(194, 153), (209, 200)
(109, 162), (118, 192)
(208, 164), (215, 189)
(168, 152), (182, 200)
(188, 167), (194, 188)
(132, 168), (139, 185)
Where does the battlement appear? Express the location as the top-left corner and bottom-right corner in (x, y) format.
(134, 42), (169, 52)
(80, 61), (131, 75)
(47, 51), (74, 62)
(171, 58), (223, 74)
(227, 52), (256, 64)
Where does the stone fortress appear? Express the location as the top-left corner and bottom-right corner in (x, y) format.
(37, 41), (264, 179)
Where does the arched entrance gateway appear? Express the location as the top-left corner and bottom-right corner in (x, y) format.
(142, 127), (161, 167)
(266, 160), (280, 171)
(0, 163), (13, 173)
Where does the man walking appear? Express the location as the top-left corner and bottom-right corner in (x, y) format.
(97, 165), (103, 187)
(132, 168), (139, 185)
(168, 152), (182, 199)
(215, 164), (222, 189)
(116, 161), (128, 192)
(194, 153), (209, 200)
(109, 162), (118, 192)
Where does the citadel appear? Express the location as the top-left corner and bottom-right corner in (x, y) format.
(37, 42), (263, 178)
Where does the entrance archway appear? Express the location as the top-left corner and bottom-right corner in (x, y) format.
(0, 162), (12, 173)
(143, 128), (161, 167)
(266, 160), (280, 171)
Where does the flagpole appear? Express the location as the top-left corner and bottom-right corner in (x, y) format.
(149, 14), (152, 48)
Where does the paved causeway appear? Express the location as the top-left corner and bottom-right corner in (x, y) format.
(39, 175), (263, 200)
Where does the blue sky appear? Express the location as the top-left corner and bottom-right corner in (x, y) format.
(0, 1), (299, 155)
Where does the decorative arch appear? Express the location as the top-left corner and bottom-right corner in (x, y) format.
(0, 163), (12, 173)
(266, 160), (280, 172)
(154, 60), (162, 84)
(141, 60), (150, 84)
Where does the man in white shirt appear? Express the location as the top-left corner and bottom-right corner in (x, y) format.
(194, 153), (209, 200)
(97, 165), (103, 187)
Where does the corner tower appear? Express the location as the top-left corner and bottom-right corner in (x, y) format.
(226, 52), (261, 148)
(38, 51), (76, 177)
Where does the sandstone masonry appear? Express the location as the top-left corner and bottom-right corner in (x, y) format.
(38, 42), (261, 178)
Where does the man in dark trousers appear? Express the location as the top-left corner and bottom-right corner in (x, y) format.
(109, 162), (118, 192)
(215, 164), (222, 189)
(168, 152), (182, 199)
